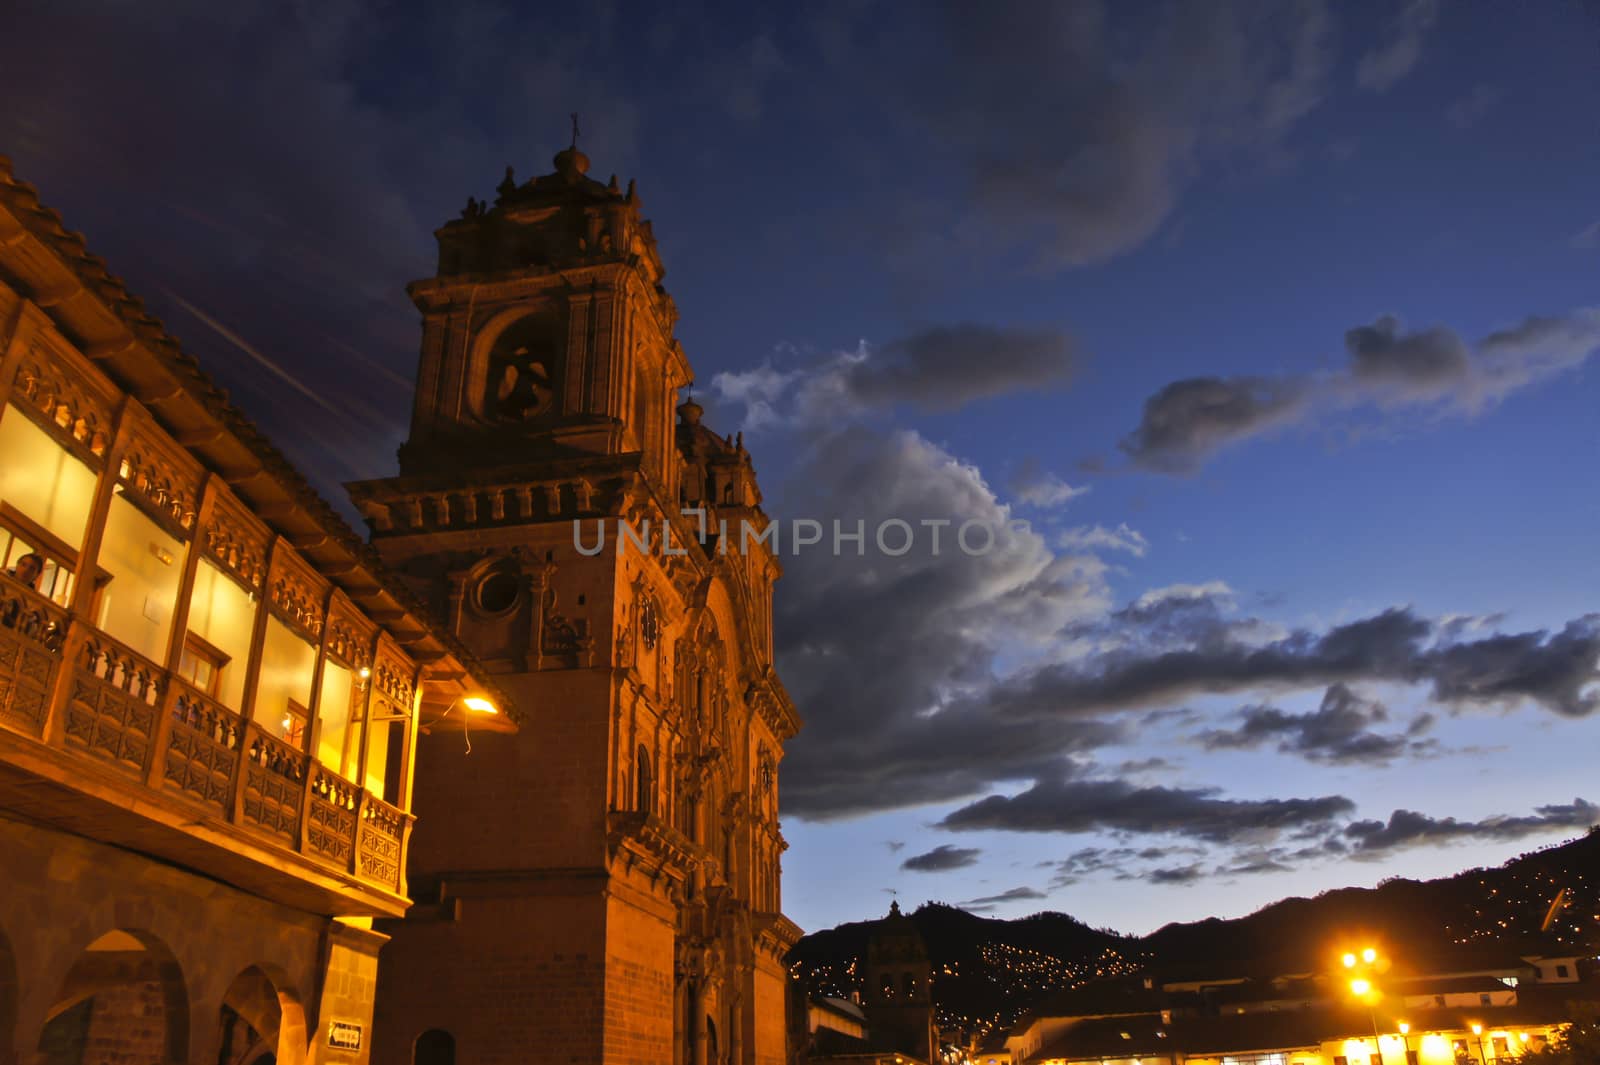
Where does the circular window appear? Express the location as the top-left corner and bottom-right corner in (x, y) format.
(474, 570), (521, 615)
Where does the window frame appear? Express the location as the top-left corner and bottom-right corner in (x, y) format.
(177, 630), (231, 698)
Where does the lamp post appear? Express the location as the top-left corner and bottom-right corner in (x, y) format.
(1399, 1022), (1411, 1065)
(1470, 1023), (1488, 1064)
(1343, 946), (1388, 1065)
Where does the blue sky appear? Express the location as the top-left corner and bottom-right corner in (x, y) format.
(3, 0), (1597, 935)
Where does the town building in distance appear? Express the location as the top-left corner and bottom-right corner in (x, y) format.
(1005, 946), (1598, 1065)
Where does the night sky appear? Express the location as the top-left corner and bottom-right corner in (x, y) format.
(4, 1), (1599, 935)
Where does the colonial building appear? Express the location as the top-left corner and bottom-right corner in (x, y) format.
(1005, 948), (1596, 1065)
(349, 143), (802, 1065)
(0, 157), (513, 1065)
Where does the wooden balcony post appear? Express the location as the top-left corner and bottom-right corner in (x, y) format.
(354, 786), (371, 878)
(228, 720), (257, 826)
(41, 617), (92, 748)
(143, 679), (182, 791)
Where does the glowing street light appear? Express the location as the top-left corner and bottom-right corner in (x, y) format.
(1344, 953), (1359, 968)
(1471, 1023), (1487, 1064)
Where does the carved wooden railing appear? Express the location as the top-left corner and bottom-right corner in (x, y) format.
(64, 633), (164, 773)
(0, 616), (414, 899)
(0, 571), (67, 736)
(239, 723), (308, 843)
(304, 763), (361, 867)
(162, 682), (243, 812)
(357, 793), (409, 892)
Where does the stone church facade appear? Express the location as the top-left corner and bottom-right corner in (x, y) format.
(350, 144), (802, 1065)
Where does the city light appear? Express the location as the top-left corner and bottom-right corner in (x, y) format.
(1349, 979), (1372, 997)
(1398, 1024), (1410, 1035)
(1362, 948), (1377, 964)
(1343, 953), (1357, 968)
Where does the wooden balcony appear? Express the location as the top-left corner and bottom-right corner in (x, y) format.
(0, 570), (414, 917)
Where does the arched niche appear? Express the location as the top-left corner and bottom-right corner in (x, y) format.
(217, 965), (308, 1065)
(37, 928), (188, 1065)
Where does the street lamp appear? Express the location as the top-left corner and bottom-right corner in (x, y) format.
(1398, 1023), (1411, 1065)
(1342, 945), (1387, 1065)
(1471, 1023), (1487, 1064)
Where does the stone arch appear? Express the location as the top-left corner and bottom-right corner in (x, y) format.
(465, 304), (567, 424)
(635, 742), (654, 815)
(413, 1028), (455, 1065)
(37, 928), (188, 1065)
(217, 965), (309, 1065)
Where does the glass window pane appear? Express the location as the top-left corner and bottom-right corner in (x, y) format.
(94, 495), (186, 664)
(184, 559), (255, 709)
(318, 660), (356, 776)
(0, 409), (97, 551)
(257, 616), (316, 748)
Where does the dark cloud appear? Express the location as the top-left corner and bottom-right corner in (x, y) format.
(849, 325), (1080, 413)
(977, 607), (1433, 723)
(1048, 844), (1203, 886)
(901, 845), (982, 873)
(1146, 864), (1206, 885)
(884, 840), (906, 854)
(938, 773), (1356, 845)
(892, 0), (1333, 268)
(714, 324), (1080, 428)
(962, 886), (1048, 908)
(1122, 309), (1600, 472)
(1216, 854), (1294, 877)
(773, 426), (1128, 820)
(1356, 0), (1440, 92)
(1344, 315), (1471, 401)
(1424, 616), (1600, 718)
(1345, 800), (1600, 856)
(1196, 683), (1421, 765)
(780, 470), (1600, 822)
(1119, 376), (1308, 472)
(980, 605), (1600, 725)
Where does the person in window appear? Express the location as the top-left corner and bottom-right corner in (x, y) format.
(3, 552), (45, 630)
(9, 553), (43, 591)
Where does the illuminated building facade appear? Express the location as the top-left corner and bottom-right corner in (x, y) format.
(350, 143), (802, 1065)
(1005, 950), (1595, 1065)
(0, 157), (509, 1065)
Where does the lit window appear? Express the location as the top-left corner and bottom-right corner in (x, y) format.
(281, 700), (309, 749)
(177, 632), (229, 697)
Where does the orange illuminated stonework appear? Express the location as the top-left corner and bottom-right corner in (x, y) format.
(351, 144), (803, 1065)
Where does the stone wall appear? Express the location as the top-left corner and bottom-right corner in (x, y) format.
(0, 816), (362, 1065)
(371, 890), (608, 1065)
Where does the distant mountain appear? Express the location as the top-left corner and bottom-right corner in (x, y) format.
(787, 829), (1600, 1043)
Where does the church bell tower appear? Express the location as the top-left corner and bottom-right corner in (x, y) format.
(351, 142), (802, 1065)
